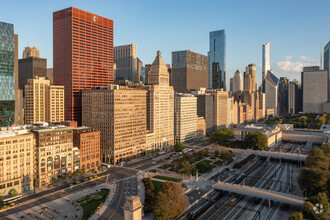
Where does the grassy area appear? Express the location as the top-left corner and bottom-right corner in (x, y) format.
(213, 160), (224, 166)
(80, 189), (109, 220)
(153, 175), (182, 182)
(152, 180), (163, 193)
(196, 160), (215, 174)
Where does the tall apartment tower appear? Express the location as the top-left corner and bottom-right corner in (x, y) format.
(208, 30), (226, 90)
(53, 7), (114, 125)
(114, 44), (138, 82)
(171, 50), (208, 93)
(25, 77), (64, 124)
(323, 41), (330, 101)
(244, 64), (256, 92)
(147, 51), (174, 150)
(262, 42), (271, 92)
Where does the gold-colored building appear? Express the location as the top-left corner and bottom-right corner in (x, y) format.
(32, 125), (74, 187)
(82, 85), (147, 164)
(0, 128), (34, 195)
(206, 89), (229, 130)
(25, 77), (64, 124)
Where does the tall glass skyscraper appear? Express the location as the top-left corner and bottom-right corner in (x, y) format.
(262, 42), (271, 92)
(0, 22), (15, 126)
(208, 30), (226, 90)
(324, 41), (330, 101)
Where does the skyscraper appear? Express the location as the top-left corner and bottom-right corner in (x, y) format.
(0, 21), (15, 126)
(53, 7), (114, 125)
(278, 77), (289, 115)
(230, 70), (243, 93)
(208, 30), (226, 90)
(323, 41), (330, 101)
(171, 50), (208, 93)
(262, 42), (271, 91)
(265, 71), (279, 116)
(244, 64), (256, 92)
(114, 44), (138, 82)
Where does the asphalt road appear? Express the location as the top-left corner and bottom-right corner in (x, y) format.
(99, 177), (138, 220)
(0, 166), (137, 218)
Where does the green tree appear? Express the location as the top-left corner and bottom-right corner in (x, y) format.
(0, 196), (3, 203)
(62, 173), (69, 181)
(289, 212), (303, 220)
(302, 202), (318, 220)
(209, 128), (234, 146)
(220, 150), (233, 161)
(308, 192), (329, 220)
(8, 189), (17, 197)
(174, 142), (184, 152)
(153, 182), (188, 220)
(52, 177), (59, 185)
(298, 167), (328, 196)
(244, 131), (268, 150)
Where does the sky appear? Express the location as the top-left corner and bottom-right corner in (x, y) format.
(1, 0), (330, 86)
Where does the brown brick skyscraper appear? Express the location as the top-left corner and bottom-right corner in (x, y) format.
(53, 7), (114, 124)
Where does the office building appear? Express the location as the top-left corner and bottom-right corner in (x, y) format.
(197, 94), (214, 134)
(23, 46), (40, 58)
(14, 34), (24, 126)
(0, 22), (16, 126)
(301, 66), (328, 113)
(82, 85), (147, 164)
(288, 80), (299, 114)
(244, 64), (256, 92)
(53, 7), (114, 124)
(146, 51), (174, 149)
(25, 77), (64, 124)
(206, 89), (229, 129)
(197, 116), (206, 139)
(265, 71), (279, 116)
(174, 94), (197, 143)
(137, 58), (143, 82)
(171, 50), (208, 93)
(114, 44), (139, 82)
(262, 42), (271, 91)
(208, 30), (226, 90)
(230, 70), (243, 93)
(278, 77), (289, 115)
(0, 128), (34, 195)
(324, 41), (330, 101)
(73, 127), (100, 172)
(144, 64), (151, 84)
(47, 68), (53, 84)
(19, 48), (47, 93)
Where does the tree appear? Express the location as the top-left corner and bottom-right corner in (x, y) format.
(209, 128), (234, 146)
(52, 177), (59, 185)
(80, 169), (86, 175)
(0, 196), (3, 203)
(174, 142), (184, 152)
(220, 150), (233, 161)
(8, 189), (17, 197)
(302, 202), (318, 220)
(62, 173), (68, 181)
(289, 212), (303, 220)
(244, 131), (268, 150)
(308, 192), (329, 220)
(153, 182), (188, 220)
(298, 167), (328, 196)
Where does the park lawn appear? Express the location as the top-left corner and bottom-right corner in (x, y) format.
(213, 160), (224, 166)
(81, 189), (109, 220)
(152, 180), (163, 193)
(196, 160), (215, 174)
(153, 175), (182, 182)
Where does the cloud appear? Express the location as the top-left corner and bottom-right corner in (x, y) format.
(276, 56), (318, 73)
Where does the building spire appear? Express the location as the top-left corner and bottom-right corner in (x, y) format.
(320, 42), (323, 69)
(267, 33), (269, 43)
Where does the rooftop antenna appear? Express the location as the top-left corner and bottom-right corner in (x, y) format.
(320, 43), (323, 69)
(267, 33), (269, 43)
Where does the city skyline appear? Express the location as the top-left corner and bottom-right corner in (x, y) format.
(0, 0), (329, 85)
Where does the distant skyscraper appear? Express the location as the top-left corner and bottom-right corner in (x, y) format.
(265, 71), (279, 116)
(262, 42), (271, 92)
(53, 7), (114, 125)
(208, 30), (226, 90)
(23, 46), (40, 58)
(288, 80), (299, 114)
(244, 64), (256, 92)
(323, 41), (330, 101)
(278, 77), (289, 115)
(230, 70), (243, 93)
(0, 21), (16, 126)
(114, 44), (138, 82)
(171, 50), (208, 93)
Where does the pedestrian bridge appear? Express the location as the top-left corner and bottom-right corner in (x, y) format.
(228, 148), (307, 161)
(214, 182), (306, 207)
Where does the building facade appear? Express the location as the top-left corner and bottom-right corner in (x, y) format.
(171, 50), (208, 93)
(206, 89), (229, 130)
(0, 22), (16, 126)
(288, 80), (299, 114)
(197, 94), (214, 134)
(174, 94), (197, 143)
(0, 128), (34, 195)
(114, 44), (138, 82)
(324, 41), (330, 102)
(53, 7), (114, 124)
(231, 70), (243, 93)
(244, 64), (256, 92)
(208, 30), (226, 90)
(82, 86), (147, 164)
(262, 42), (271, 91)
(23, 46), (40, 58)
(265, 71), (279, 116)
(278, 77), (289, 115)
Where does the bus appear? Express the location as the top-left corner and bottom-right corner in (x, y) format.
(2, 195), (22, 205)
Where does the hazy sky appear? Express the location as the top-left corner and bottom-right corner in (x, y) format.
(1, 0), (329, 86)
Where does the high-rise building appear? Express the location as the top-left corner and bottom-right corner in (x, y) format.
(32, 125), (74, 187)
(14, 34), (24, 125)
(73, 127), (100, 172)
(25, 77), (64, 124)
(208, 30), (226, 90)
(265, 71), (279, 116)
(206, 89), (229, 129)
(114, 44), (138, 82)
(23, 46), (40, 58)
(197, 94), (214, 134)
(82, 85), (147, 164)
(324, 41), (330, 101)
(174, 94), (197, 143)
(147, 51), (174, 150)
(244, 64), (256, 92)
(262, 42), (271, 91)
(137, 58), (143, 83)
(301, 66), (328, 113)
(144, 64), (151, 84)
(278, 77), (289, 115)
(230, 70), (243, 93)
(19, 55), (47, 93)
(46, 68), (53, 84)
(0, 127), (34, 195)
(53, 7), (114, 125)
(0, 22), (16, 126)
(171, 50), (208, 93)
(288, 80), (299, 114)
